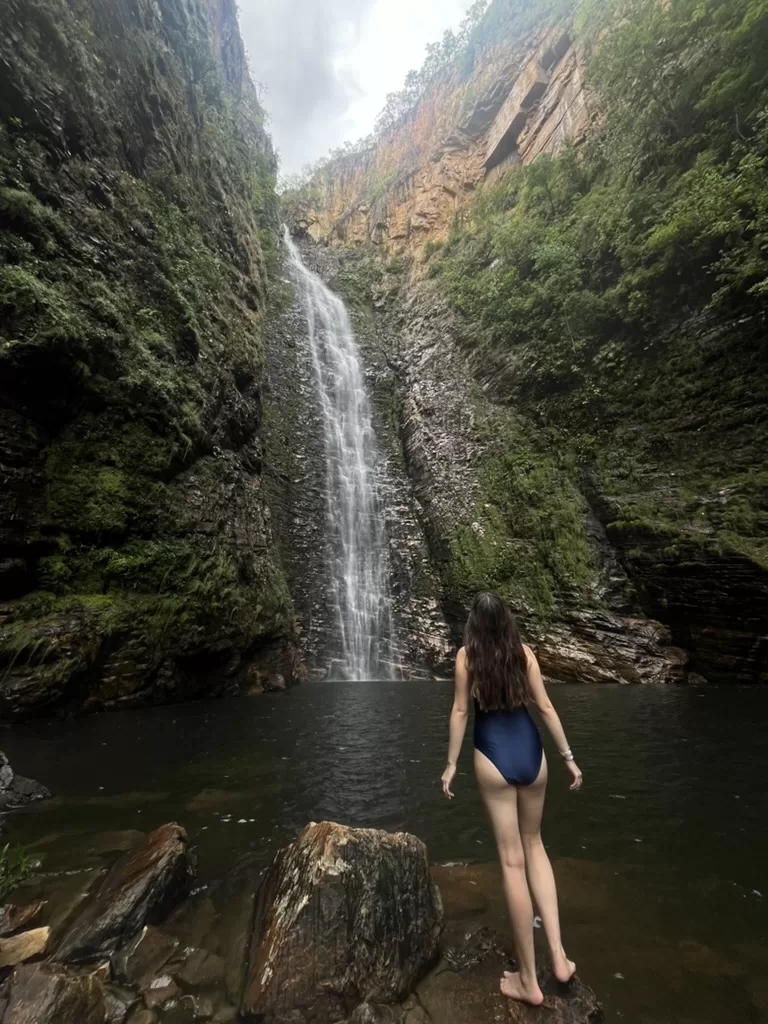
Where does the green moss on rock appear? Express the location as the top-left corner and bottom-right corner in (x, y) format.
(443, 404), (598, 618)
(0, 0), (296, 715)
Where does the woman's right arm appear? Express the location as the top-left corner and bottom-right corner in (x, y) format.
(524, 645), (583, 791)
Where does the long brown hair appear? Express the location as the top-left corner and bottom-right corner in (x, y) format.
(464, 591), (530, 711)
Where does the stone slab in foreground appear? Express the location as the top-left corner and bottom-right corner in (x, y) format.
(52, 823), (196, 964)
(241, 821), (443, 1022)
(0, 963), (115, 1024)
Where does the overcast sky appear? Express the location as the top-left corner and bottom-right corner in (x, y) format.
(238, 0), (474, 175)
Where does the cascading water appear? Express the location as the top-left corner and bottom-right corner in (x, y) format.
(282, 227), (397, 680)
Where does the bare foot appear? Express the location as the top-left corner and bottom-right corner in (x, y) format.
(551, 948), (577, 984)
(500, 972), (544, 1006)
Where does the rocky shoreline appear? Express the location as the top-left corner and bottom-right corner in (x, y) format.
(0, 751), (49, 820)
(0, 817), (602, 1023)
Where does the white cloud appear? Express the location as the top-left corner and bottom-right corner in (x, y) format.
(239, 0), (474, 173)
(340, 0), (473, 144)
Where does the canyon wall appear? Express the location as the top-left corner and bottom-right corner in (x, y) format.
(298, 15), (589, 256)
(0, 0), (298, 717)
(288, 0), (768, 685)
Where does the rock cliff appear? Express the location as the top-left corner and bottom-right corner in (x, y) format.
(0, 0), (297, 717)
(298, 10), (589, 256)
(285, 0), (768, 685)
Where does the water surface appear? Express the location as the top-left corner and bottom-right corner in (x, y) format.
(2, 683), (766, 1023)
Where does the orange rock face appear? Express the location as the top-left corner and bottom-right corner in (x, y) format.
(302, 24), (591, 257)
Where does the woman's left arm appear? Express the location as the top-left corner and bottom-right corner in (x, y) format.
(442, 648), (470, 799)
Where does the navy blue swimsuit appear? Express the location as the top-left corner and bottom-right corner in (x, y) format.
(474, 702), (543, 785)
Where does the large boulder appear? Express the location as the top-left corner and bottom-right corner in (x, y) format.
(241, 822), (443, 1023)
(53, 825), (195, 964)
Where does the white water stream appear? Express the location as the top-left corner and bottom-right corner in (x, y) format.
(282, 228), (396, 679)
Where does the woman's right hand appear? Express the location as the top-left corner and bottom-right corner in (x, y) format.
(441, 763), (457, 800)
(566, 760), (583, 791)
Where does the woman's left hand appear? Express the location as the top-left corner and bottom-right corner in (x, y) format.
(566, 760), (583, 791)
(441, 763), (457, 799)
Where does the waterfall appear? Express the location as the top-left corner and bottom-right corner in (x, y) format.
(282, 227), (397, 680)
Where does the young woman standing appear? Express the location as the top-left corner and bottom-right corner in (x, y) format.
(441, 591), (583, 1006)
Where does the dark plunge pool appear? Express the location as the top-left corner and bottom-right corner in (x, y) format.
(2, 682), (767, 1023)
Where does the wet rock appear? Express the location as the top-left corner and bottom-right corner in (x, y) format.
(0, 926), (49, 968)
(0, 0), (299, 720)
(105, 987), (133, 1023)
(173, 946), (226, 989)
(111, 926), (179, 987)
(0, 750), (50, 810)
(407, 928), (602, 1024)
(144, 975), (179, 1009)
(346, 1004), (404, 1024)
(163, 857), (261, 1004)
(241, 821), (442, 1022)
(536, 611), (687, 685)
(53, 825), (196, 964)
(12, 867), (105, 938)
(0, 961), (114, 1023)
(128, 1009), (157, 1024)
(262, 673), (287, 693)
(0, 900), (46, 937)
(212, 1006), (238, 1023)
(162, 994), (214, 1022)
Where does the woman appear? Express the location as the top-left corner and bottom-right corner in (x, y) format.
(441, 591), (583, 1007)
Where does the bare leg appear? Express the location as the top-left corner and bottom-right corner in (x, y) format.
(517, 754), (576, 983)
(474, 749), (544, 1006)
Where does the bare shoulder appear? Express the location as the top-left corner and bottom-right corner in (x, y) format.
(456, 646), (467, 664)
(522, 644), (542, 675)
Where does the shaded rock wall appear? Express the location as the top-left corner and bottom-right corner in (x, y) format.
(379, 282), (685, 684)
(0, 0), (297, 717)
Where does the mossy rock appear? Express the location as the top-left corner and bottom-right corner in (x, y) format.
(0, 0), (297, 714)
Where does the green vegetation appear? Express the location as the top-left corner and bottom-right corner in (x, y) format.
(429, 0), (768, 600)
(439, 0), (768, 409)
(445, 405), (598, 616)
(0, 843), (35, 902)
(0, 0), (294, 707)
(327, 248), (410, 327)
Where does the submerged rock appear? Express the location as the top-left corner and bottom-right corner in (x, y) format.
(162, 994), (215, 1022)
(241, 821), (443, 1022)
(0, 962), (116, 1024)
(111, 926), (179, 988)
(261, 673), (287, 693)
(53, 825), (195, 964)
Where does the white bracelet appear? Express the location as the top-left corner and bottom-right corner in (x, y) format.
(560, 748), (574, 762)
